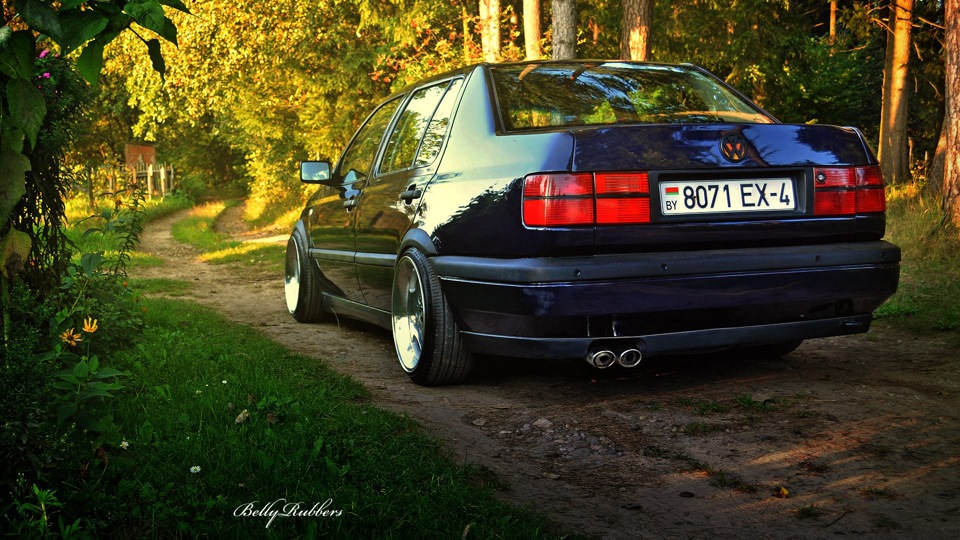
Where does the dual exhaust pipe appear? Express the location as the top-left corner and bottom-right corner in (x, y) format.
(586, 343), (644, 369)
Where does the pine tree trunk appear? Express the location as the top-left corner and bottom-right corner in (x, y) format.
(552, 0), (577, 59)
(621, 0), (653, 61)
(943, 0), (960, 229)
(878, 0), (914, 185)
(524, 0), (542, 60)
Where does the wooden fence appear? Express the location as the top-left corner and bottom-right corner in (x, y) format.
(82, 163), (177, 208)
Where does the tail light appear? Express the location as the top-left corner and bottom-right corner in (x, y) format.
(813, 165), (886, 216)
(523, 172), (650, 227)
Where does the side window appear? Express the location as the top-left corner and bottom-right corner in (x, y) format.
(380, 81), (452, 175)
(414, 78), (462, 167)
(337, 97), (402, 181)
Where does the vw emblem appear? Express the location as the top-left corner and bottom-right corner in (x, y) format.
(719, 134), (748, 163)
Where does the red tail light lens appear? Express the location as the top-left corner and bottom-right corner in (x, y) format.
(523, 174), (593, 197)
(813, 165), (886, 216)
(596, 172), (649, 194)
(522, 172), (651, 227)
(523, 198), (595, 226)
(597, 198), (651, 224)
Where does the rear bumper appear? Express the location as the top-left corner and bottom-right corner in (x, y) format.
(431, 241), (900, 359)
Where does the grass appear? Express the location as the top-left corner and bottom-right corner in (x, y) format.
(80, 298), (565, 538)
(676, 398), (728, 415)
(64, 192), (193, 269)
(876, 188), (960, 333)
(127, 277), (192, 296)
(793, 504), (824, 520)
(172, 200), (286, 273)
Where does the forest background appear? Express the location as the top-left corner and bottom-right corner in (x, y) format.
(82, 0), (950, 226)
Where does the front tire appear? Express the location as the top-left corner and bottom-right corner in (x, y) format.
(285, 228), (327, 323)
(391, 248), (473, 385)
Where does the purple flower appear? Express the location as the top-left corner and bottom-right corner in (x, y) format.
(39, 49), (49, 59)
(43, 72), (51, 79)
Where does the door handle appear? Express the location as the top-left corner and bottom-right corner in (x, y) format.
(399, 186), (423, 204)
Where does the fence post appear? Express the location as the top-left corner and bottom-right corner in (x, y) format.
(146, 164), (154, 201)
(169, 165), (175, 192)
(159, 165), (167, 197)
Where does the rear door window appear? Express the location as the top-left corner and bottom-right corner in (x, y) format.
(380, 79), (462, 175)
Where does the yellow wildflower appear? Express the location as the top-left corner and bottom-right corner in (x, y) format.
(60, 328), (82, 346)
(83, 317), (99, 334)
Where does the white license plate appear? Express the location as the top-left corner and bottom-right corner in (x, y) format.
(660, 178), (796, 216)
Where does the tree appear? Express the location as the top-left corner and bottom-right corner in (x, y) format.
(524, 0), (542, 59)
(943, 0), (960, 228)
(552, 0), (577, 59)
(878, 0), (914, 185)
(1, 0), (184, 298)
(621, 0), (653, 61)
(480, 0), (500, 62)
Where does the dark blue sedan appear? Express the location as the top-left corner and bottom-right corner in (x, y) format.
(285, 61), (900, 385)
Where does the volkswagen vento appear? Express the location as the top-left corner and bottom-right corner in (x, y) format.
(285, 61), (901, 385)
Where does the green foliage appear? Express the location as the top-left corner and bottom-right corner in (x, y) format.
(875, 188), (960, 334)
(1, 0), (186, 310)
(3, 483), (84, 538)
(63, 298), (561, 537)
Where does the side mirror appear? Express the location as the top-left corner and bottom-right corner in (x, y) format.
(300, 161), (331, 183)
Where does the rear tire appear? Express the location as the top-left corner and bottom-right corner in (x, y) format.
(285, 228), (327, 323)
(391, 248), (473, 386)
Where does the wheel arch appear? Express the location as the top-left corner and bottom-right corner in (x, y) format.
(399, 228), (438, 257)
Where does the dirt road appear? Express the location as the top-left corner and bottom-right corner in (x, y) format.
(134, 205), (960, 539)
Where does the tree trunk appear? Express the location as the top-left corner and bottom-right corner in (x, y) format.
(830, 1), (837, 43)
(878, 0), (914, 185)
(479, 0), (501, 62)
(552, 0), (577, 59)
(620, 0), (653, 61)
(930, 113), (947, 194)
(943, 0), (960, 229)
(524, 0), (542, 60)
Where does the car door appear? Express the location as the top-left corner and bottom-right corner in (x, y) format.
(355, 78), (463, 311)
(308, 96), (402, 304)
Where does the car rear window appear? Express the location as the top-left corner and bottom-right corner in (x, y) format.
(490, 63), (774, 131)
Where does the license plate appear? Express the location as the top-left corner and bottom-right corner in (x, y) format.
(660, 178), (796, 216)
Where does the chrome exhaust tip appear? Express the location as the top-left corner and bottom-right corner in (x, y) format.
(586, 349), (617, 369)
(617, 348), (643, 368)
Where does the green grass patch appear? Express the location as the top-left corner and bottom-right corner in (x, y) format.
(877, 190), (960, 333)
(200, 242), (286, 274)
(85, 298), (562, 537)
(170, 200), (241, 252)
(127, 278), (192, 296)
(677, 398), (728, 415)
(170, 201), (285, 273)
(860, 486), (896, 500)
(793, 504), (824, 520)
(734, 394), (783, 412)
